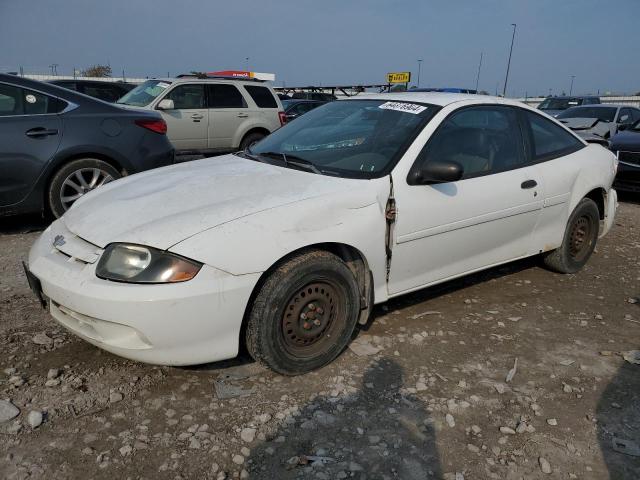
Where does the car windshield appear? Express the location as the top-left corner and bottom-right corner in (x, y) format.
(117, 80), (172, 107)
(557, 106), (617, 122)
(248, 99), (439, 178)
(633, 119), (640, 131)
(538, 98), (582, 111)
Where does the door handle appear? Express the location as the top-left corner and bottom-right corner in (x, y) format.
(521, 180), (537, 189)
(237, 113), (249, 118)
(191, 114), (204, 120)
(25, 128), (58, 138)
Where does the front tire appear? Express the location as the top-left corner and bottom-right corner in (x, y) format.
(48, 159), (121, 218)
(239, 131), (266, 151)
(543, 198), (599, 273)
(246, 250), (361, 375)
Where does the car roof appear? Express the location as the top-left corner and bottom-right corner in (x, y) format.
(342, 91), (515, 107)
(566, 104), (621, 109)
(549, 95), (599, 99)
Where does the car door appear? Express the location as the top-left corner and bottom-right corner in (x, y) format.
(206, 83), (249, 149)
(0, 82), (63, 207)
(388, 105), (544, 295)
(158, 83), (208, 151)
(519, 109), (591, 252)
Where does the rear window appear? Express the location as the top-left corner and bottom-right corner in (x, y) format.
(244, 85), (278, 108)
(207, 84), (247, 108)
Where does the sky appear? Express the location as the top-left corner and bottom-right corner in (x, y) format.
(1, 0), (639, 97)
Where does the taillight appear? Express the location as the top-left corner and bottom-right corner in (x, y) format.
(278, 111), (287, 126)
(135, 119), (167, 134)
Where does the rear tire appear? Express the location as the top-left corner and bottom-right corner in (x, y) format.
(239, 131), (266, 151)
(246, 250), (360, 375)
(48, 158), (121, 218)
(543, 198), (599, 274)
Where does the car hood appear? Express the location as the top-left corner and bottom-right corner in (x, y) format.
(63, 155), (362, 250)
(610, 130), (640, 151)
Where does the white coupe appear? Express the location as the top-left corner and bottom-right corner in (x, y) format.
(26, 93), (618, 375)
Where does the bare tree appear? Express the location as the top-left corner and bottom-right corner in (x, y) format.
(81, 65), (112, 77)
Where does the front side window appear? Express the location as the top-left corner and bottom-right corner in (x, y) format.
(416, 106), (525, 179)
(244, 85), (277, 108)
(117, 80), (171, 107)
(249, 99), (439, 178)
(165, 84), (205, 109)
(0, 83), (21, 116)
(207, 84), (247, 108)
(524, 110), (583, 160)
(618, 108), (633, 125)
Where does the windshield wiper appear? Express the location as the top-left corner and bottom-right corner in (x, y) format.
(258, 151), (322, 174)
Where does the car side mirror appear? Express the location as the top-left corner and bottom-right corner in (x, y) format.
(157, 99), (175, 110)
(409, 160), (464, 185)
(618, 123), (629, 131)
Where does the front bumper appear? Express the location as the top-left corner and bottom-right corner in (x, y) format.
(26, 220), (260, 366)
(614, 161), (640, 193)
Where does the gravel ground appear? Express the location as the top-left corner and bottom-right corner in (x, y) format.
(0, 200), (639, 480)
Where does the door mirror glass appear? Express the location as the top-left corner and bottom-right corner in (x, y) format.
(410, 161), (464, 184)
(157, 98), (175, 110)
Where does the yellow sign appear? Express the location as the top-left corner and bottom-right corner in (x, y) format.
(386, 72), (411, 84)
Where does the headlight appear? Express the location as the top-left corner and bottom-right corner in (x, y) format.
(96, 243), (202, 283)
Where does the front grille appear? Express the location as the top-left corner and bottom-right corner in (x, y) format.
(618, 150), (640, 166)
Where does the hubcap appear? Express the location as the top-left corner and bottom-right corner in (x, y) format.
(60, 168), (113, 211)
(281, 281), (344, 357)
(568, 215), (593, 261)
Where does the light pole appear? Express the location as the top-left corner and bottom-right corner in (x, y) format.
(502, 23), (517, 97)
(475, 52), (483, 92)
(417, 59), (423, 88)
(569, 75), (575, 95)
(245, 57), (249, 72)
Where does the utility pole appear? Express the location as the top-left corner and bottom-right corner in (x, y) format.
(417, 59), (423, 88)
(569, 75), (575, 95)
(502, 23), (517, 97)
(475, 52), (483, 92)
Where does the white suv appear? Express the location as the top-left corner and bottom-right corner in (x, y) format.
(117, 76), (285, 154)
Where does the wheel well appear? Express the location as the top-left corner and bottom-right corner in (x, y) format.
(240, 127), (270, 145)
(239, 243), (373, 353)
(585, 188), (606, 220)
(43, 153), (124, 212)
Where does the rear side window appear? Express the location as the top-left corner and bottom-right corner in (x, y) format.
(0, 83), (66, 116)
(207, 84), (247, 108)
(244, 85), (278, 108)
(166, 84), (205, 109)
(418, 105), (525, 179)
(524, 110), (583, 160)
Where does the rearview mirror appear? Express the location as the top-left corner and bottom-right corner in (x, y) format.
(157, 99), (174, 110)
(409, 161), (464, 185)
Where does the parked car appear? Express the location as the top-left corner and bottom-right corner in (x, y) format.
(537, 96), (600, 117)
(116, 76), (285, 154)
(49, 79), (136, 103)
(26, 93), (617, 374)
(410, 87), (477, 94)
(277, 93), (291, 101)
(557, 104), (640, 142)
(281, 99), (326, 122)
(291, 91), (337, 102)
(610, 119), (640, 192)
(0, 74), (174, 218)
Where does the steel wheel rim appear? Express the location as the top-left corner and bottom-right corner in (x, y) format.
(281, 280), (345, 358)
(568, 215), (593, 261)
(60, 168), (113, 211)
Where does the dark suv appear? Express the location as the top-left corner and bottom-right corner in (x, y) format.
(0, 74), (174, 218)
(537, 96), (600, 117)
(49, 79), (136, 103)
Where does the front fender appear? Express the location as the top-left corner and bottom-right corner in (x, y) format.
(170, 185), (390, 303)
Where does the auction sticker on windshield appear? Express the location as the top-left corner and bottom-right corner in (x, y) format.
(378, 101), (427, 114)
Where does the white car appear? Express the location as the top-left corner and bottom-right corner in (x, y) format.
(26, 93), (618, 375)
